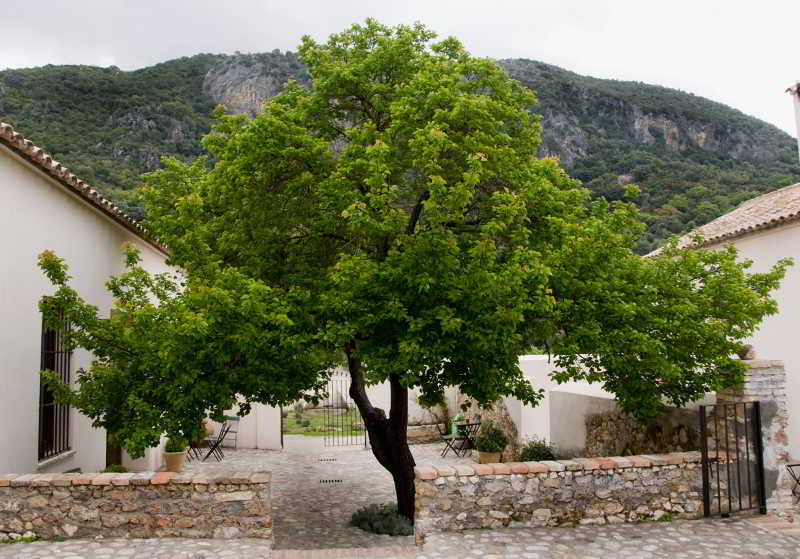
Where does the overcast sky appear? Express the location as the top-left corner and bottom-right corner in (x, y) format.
(2, 0), (798, 136)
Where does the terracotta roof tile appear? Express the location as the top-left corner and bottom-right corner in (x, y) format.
(648, 182), (800, 255)
(0, 122), (166, 254)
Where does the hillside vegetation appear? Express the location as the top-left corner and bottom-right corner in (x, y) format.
(1, 52), (797, 250)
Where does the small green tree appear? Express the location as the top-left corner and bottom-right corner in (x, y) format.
(37, 246), (328, 456)
(38, 20), (789, 521)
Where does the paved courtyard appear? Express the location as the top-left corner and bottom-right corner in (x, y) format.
(182, 435), (472, 550)
(1, 517), (798, 558)
(1, 437), (798, 557)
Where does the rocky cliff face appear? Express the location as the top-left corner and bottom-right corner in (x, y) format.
(202, 52), (309, 116)
(498, 58), (792, 166)
(200, 55), (787, 167)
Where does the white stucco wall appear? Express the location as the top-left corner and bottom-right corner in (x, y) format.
(0, 144), (170, 474)
(710, 222), (800, 460)
(547, 391), (617, 453)
(204, 403), (282, 454)
(505, 355), (616, 444)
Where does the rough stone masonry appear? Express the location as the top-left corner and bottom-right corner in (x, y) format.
(414, 452), (703, 542)
(0, 471), (272, 542)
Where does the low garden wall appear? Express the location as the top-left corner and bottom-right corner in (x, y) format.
(0, 471), (272, 541)
(414, 452), (703, 541)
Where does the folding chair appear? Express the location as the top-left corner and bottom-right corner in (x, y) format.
(187, 439), (205, 462)
(437, 422), (472, 458)
(787, 463), (800, 503)
(203, 423), (231, 462)
(460, 422), (481, 455)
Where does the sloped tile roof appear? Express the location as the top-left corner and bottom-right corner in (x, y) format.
(0, 122), (166, 254)
(648, 182), (800, 255)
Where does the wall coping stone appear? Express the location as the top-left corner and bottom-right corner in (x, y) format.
(436, 466), (457, 477)
(414, 452), (701, 480)
(523, 461), (549, 473)
(507, 462), (529, 474)
(556, 460), (582, 471)
(471, 464), (494, 475)
(743, 360), (784, 369)
(490, 463), (512, 475)
(0, 471), (272, 487)
(573, 458), (601, 470)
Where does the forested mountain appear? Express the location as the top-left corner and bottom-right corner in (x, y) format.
(1, 52), (798, 252)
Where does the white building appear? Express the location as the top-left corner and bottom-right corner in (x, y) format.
(0, 122), (171, 474)
(652, 182), (800, 461)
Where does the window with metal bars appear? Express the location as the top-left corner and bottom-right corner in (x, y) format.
(38, 312), (71, 461)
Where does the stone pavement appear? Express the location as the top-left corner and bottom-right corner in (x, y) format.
(420, 517), (800, 559)
(181, 436), (471, 550)
(1, 517), (799, 558)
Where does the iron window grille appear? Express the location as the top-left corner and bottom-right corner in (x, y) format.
(38, 311), (71, 461)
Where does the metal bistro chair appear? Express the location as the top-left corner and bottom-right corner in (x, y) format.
(223, 415), (240, 449)
(460, 422), (481, 455)
(786, 463), (800, 503)
(203, 423), (232, 462)
(187, 438), (204, 462)
(437, 421), (481, 458)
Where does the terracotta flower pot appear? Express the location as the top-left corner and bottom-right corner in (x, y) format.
(163, 450), (186, 473)
(478, 451), (501, 464)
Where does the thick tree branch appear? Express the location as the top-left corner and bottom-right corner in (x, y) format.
(406, 191), (430, 235)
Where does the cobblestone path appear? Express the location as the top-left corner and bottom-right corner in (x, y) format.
(181, 435), (470, 549)
(420, 517), (800, 559)
(1, 517), (798, 558)
(182, 436), (469, 551)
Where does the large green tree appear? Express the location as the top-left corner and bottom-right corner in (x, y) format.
(39, 20), (788, 521)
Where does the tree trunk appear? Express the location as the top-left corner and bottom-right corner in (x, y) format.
(346, 352), (416, 521)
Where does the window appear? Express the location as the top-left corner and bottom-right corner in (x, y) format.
(38, 312), (71, 461)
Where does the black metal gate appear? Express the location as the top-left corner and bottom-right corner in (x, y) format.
(699, 401), (766, 517)
(322, 372), (367, 447)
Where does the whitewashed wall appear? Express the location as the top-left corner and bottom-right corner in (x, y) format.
(709, 222), (800, 461)
(503, 355), (616, 446)
(0, 144), (170, 474)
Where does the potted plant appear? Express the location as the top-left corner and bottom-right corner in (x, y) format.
(163, 435), (188, 473)
(475, 422), (508, 464)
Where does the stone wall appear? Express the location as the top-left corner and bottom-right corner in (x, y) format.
(0, 471), (272, 542)
(585, 408), (699, 457)
(414, 452), (702, 541)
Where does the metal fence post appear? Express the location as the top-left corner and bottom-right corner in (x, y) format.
(752, 401), (768, 515)
(699, 404), (711, 517)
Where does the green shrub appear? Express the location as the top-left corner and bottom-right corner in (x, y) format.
(475, 421), (508, 453)
(101, 464), (128, 473)
(519, 438), (558, 461)
(164, 436), (187, 453)
(301, 419), (311, 427)
(350, 504), (413, 536)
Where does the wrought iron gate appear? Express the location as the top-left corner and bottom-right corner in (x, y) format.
(322, 372), (367, 447)
(699, 402), (766, 517)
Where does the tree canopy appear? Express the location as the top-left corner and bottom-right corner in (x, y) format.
(39, 19), (789, 519)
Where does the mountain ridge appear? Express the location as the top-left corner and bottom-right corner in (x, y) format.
(1, 51), (798, 252)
